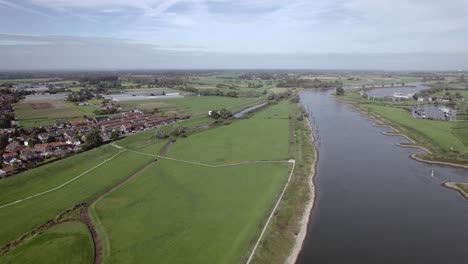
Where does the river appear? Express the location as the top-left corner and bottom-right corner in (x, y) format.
(297, 89), (468, 264)
(366, 83), (428, 97)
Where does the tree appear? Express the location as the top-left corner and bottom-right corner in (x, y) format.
(171, 125), (183, 137)
(218, 109), (232, 119)
(336, 86), (345, 96)
(154, 127), (167, 139)
(111, 130), (120, 140)
(0, 133), (9, 150)
(84, 129), (103, 149)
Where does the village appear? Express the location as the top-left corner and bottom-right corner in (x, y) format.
(0, 110), (176, 177)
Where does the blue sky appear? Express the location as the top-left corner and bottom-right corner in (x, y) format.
(1, 0), (468, 70)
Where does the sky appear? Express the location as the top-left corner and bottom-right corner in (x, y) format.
(1, 0), (468, 70)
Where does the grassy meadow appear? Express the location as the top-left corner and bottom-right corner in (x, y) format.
(0, 98), (306, 264)
(92, 160), (289, 264)
(89, 102), (292, 263)
(1, 222), (94, 264)
(0, 145), (153, 245)
(119, 96), (247, 115)
(167, 102), (289, 164)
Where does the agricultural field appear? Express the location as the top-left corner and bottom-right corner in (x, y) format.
(1, 222), (94, 264)
(0, 78), (53, 84)
(118, 96), (254, 116)
(0, 95), (302, 263)
(430, 89), (468, 98)
(0, 144), (153, 245)
(90, 102), (291, 263)
(92, 161), (288, 263)
(167, 102), (289, 164)
(14, 99), (100, 127)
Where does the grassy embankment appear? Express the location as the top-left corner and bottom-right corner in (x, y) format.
(248, 102), (316, 264)
(90, 102), (292, 263)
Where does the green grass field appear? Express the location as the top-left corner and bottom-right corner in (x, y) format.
(1, 222), (94, 264)
(167, 102), (289, 164)
(88, 102), (292, 263)
(431, 90), (468, 98)
(0, 100), (299, 263)
(92, 160), (288, 264)
(0, 145), (153, 245)
(120, 96), (246, 115)
(0, 78), (53, 84)
(362, 104), (468, 163)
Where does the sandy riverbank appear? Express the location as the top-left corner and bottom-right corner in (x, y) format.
(285, 118), (318, 264)
(443, 182), (468, 200)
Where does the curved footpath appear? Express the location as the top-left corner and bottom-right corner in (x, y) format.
(286, 118), (318, 264)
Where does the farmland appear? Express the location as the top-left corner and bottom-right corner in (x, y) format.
(0, 99), (310, 264)
(14, 99), (100, 127)
(0, 145), (153, 245)
(118, 96), (248, 115)
(92, 160), (289, 263)
(1, 222), (94, 264)
(90, 102), (292, 263)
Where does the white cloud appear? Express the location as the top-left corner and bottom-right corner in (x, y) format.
(1, 0), (468, 66)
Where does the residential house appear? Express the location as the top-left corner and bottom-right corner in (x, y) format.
(38, 133), (49, 143)
(65, 138), (81, 146)
(17, 135), (32, 146)
(5, 142), (22, 153)
(3, 152), (17, 161)
(48, 142), (64, 150)
(63, 130), (76, 139)
(71, 120), (87, 126)
(3, 155), (20, 166)
(20, 149), (38, 162)
(0, 166), (16, 177)
(55, 120), (69, 129)
(34, 143), (53, 153)
(120, 123), (133, 133)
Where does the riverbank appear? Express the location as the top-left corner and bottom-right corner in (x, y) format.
(286, 116), (318, 264)
(348, 102), (468, 199)
(245, 102), (316, 263)
(443, 182), (468, 200)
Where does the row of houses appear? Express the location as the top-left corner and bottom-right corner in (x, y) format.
(0, 110), (177, 178)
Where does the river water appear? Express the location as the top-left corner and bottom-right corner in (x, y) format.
(366, 83), (428, 97)
(297, 89), (468, 264)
